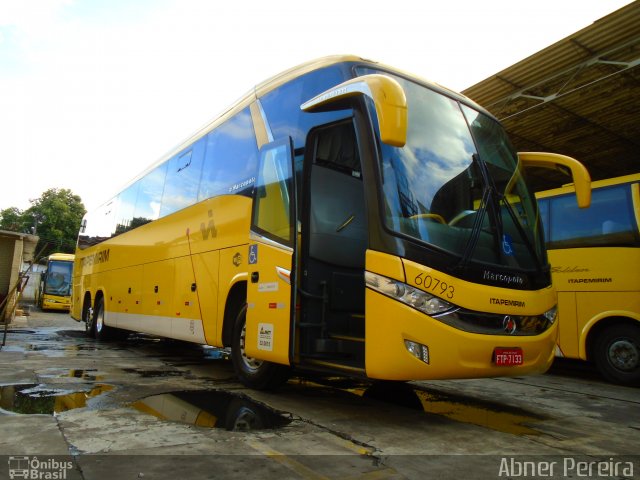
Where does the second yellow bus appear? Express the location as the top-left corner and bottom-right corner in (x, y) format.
(537, 173), (640, 385)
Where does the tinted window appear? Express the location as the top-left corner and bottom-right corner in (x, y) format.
(78, 198), (116, 249)
(114, 182), (139, 235)
(134, 163), (168, 223)
(161, 139), (205, 216)
(199, 108), (259, 200)
(252, 140), (295, 246)
(260, 65), (351, 149)
(546, 183), (639, 249)
(537, 196), (550, 243)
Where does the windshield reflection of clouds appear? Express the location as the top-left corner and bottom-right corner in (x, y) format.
(382, 79), (475, 218)
(377, 73), (544, 270)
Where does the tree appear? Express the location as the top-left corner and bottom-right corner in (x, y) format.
(0, 207), (27, 232)
(21, 189), (86, 258)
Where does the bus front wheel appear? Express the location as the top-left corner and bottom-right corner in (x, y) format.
(231, 304), (290, 390)
(594, 323), (640, 386)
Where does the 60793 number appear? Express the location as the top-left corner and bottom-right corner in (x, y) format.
(413, 273), (455, 299)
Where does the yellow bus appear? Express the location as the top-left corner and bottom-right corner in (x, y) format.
(38, 252), (74, 311)
(72, 55), (590, 389)
(536, 174), (640, 385)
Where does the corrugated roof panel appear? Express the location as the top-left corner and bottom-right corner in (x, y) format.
(463, 1), (640, 190)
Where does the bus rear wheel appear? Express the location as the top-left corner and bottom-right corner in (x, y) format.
(93, 297), (126, 341)
(593, 323), (640, 386)
(231, 304), (290, 390)
(83, 300), (95, 338)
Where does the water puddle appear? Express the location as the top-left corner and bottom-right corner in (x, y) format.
(0, 383), (113, 415)
(131, 390), (291, 431)
(359, 382), (544, 435)
(293, 378), (543, 436)
(415, 389), (542, 435)
(37, 368), (104, 382)
(122, 368), (186, 378)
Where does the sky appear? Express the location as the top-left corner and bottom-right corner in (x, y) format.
(0, 0), (634, 213)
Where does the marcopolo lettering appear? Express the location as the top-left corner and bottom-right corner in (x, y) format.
(483, 270), (524, 286)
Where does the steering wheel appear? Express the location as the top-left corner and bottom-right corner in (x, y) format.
(407, 213), (446, 224)
(448, 210), (477, 226)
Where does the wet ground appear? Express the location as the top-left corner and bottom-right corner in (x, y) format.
(0, 309), (638, 479)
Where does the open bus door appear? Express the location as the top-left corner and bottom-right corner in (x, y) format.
(236, 75), (407, 388)
(240, 138), (297, 388)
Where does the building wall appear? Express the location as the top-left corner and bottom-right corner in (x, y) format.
(0, 236), (19, 321)
(21, 267), (44, 302)
(0, 236), (15, 296)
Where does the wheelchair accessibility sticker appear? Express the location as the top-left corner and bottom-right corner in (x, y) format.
(249, 244), (258, 264)
(502, 234), (514, 256)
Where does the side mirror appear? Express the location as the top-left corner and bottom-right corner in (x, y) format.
(518, 152), (592, 208)
(301, 74), (408, 147)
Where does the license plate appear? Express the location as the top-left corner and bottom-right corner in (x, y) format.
(493, 347), (523, 366)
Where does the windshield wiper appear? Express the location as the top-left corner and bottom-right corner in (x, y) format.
(457, 153), (543, 272)
(495, 191), (543, 273)
(457, 154), (496, 269)
(457, 180), (490, 269)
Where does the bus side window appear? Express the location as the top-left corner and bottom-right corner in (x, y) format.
(134, 163), (168, 224)
(199, 108), (259, 201)
(548, 184), (639, 249)
(537, 197), (550, 243)
(79, 198), (117, 248)
(160, 139), (205, 217)
(114, 182), (140, 235)
(260, 65), (350, 150)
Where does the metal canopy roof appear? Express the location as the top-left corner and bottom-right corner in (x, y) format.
(462, 1), (640, 191)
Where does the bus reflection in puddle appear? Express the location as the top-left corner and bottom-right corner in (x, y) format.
(360, 382), (544, 436)
(131, 390), (292, 431)
(291, 378), (544, 436)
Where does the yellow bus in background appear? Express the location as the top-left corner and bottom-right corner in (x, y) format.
(72, 55), (590, 389)
(38, 253), (74, 311)
(537, 174), (640, 386)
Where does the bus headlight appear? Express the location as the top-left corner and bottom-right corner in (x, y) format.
(544, 305), (558, 324)
(365, 271), (454, 316)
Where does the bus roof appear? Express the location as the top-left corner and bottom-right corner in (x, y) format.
(535, 172), (640, 199)
(47, 253), (75, 262)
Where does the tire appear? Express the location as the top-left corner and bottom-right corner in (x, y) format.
(84, 298), (96, 338)
(593, 323), (640, 386)
(93, 297), (126, 341)
(224, 398), (264, 431)
(231, 304), (290, 390)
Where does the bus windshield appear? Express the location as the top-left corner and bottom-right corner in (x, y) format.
(376, 75), (546, 271)
(45, 260), (73, 296)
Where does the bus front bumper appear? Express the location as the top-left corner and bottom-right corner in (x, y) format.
(364, 290), (557, 381)
(42, 296), (71, 311)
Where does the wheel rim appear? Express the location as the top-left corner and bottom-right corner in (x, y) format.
(607, 338), (639, 372)
(95, 304), (104, 333)
(240, 322), (263, 373)
(232, 407), (259, 431)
